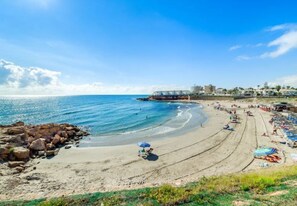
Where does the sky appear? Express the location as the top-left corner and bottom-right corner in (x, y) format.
(1, 0), (297, 95)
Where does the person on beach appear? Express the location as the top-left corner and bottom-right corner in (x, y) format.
(272, 127), (278, 135)
(138, 148), (146, 157)
(262, 132), (268, 137)
(146, 148), (153, 154)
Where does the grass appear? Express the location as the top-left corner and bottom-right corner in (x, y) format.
(2, 165), (297, 206)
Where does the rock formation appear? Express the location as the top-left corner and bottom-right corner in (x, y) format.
(0, 121), (89, 171)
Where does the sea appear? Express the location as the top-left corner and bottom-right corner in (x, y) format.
(0, 95), (207, 146)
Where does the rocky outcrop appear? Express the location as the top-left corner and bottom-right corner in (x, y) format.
(0, 121), (89, 171)
(29, 139), (46, 151)
(12, 147), (30, 160)
(5, 127), (25, 135)
(8, 161), (25, 168)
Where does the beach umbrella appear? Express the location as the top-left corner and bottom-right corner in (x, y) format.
(254, 148), (277, 157)
(137, 142), (151, 148)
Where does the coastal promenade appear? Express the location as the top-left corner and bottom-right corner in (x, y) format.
(0, 100), (295, 200)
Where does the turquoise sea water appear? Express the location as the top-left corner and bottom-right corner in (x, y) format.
(0, 95), (207, 146)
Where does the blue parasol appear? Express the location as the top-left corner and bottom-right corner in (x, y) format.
(254, 147), (277, 157)
(137, 142), (151, 148)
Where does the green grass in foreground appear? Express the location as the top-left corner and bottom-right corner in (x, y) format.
(2, 165), (297, 206)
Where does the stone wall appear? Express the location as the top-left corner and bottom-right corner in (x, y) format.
(190, 95), (238, 101)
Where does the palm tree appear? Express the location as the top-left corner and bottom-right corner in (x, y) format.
(275, 85), (281, 92)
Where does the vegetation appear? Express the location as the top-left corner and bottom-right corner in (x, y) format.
(2, 165), (297, 205)
(244, 97), (297, 104)
(8, 147), (14, 154)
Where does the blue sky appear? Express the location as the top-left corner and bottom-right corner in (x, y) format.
(1, 0), (297, 95)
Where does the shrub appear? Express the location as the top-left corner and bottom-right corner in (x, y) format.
(148, 184), (190, 205)
(95, 195), (124, 206)
(38, 197), (69, 206)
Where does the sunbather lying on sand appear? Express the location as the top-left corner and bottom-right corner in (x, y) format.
(223, 124), (230, 129)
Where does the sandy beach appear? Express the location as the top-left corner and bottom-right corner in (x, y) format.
(0, 100), (296, 200)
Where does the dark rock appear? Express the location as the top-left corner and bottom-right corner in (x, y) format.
(76, 131), (84, 137)
(13, 147), (30, 160)
(46, 150), (55, 157)
(6, 135), (24, 146)
(65, 145), (71, 149)
(8, 153), (16, 161)
(8, 161), (25, 168)
(25, 174), (40, 181)
(40, 124), (50, 129)
(15, 166), (24, 172)
(12, 121), (25, 127)
(0, 146), (9, 159)
(60, 137), (66, 144)
(44, 136), (52, 143)
(46, 143), (55, 150)
(52, 134), (61, 145)
(27, 136), (35, 144)
(66, 130), (75, 138)
(73, 127), (80, 132)
(54, 149), (59, 155)
(30, 139), (46, 151)
(5, 127), (25, 135)
(58, 131), (68, 139)
(1, 122), (89, 165)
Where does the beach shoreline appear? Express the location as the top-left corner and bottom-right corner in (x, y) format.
(1, 100), (296, 201)
(80, 101), (207, 147)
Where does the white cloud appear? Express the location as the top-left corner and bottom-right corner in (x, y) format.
(0, 60), (187, 95)
(229, 45), (242, 51)
(267, 23), (297, 32)
(261, 30), (297, 58)
(247, 43), (264, 48)
(233, 23), (297, 60)
(268, 74), (297, 87)
(0, 59), (60, 88)
(236, 55), (252, 61)
(269, 74), (297, 87)
(230, 43), (263, 51)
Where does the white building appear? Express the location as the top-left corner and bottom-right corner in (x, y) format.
(241, 89), (254, 96)
(263, 89), (277, 96)
(215, 88), (227, 95)
(152, 90), (191, 96)
(280, 89), (297, 96)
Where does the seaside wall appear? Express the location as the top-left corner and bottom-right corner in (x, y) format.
(190, 95), (239, 101)
(140, 95), (297, 102)
(190, 95), (297, 101)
